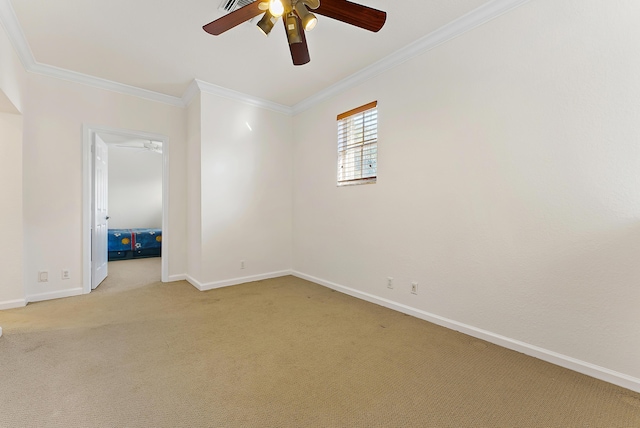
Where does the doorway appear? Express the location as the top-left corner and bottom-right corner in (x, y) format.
(82, 125), (169, 293)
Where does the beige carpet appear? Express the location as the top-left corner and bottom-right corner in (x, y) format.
(1, 258), (639, 427)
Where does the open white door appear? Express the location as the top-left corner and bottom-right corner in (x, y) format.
(92, 135), (109, 289)
(83, 125), (170, 293)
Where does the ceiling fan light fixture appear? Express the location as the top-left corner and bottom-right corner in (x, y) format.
(301, 0), (320, 9)
(285, 13), (302, 44)
(303, 14), (317, 31)
(268, 0), (285, 17)
(257, 11), (278, 36)
(294, 2), (317, 31)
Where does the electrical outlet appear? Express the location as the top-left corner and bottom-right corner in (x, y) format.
(411, 282), (418, 295)
(240, 260), (245, 270)
(387, 277), (394, 289)
(62, 269), (70, 280)
(38, 271), (49, 282)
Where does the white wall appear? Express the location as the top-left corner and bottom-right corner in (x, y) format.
(186, 94), (202, 280)
(0, 18), (25, 113)
(0, 87), (16, 113)
(107, 144), (163, 229)
(195, 92), (293, 287)
(22, 73), (187, 301)
(0, 110), (24, 309)
(0, 21), (26, 310)
(293, 0), (640, 384)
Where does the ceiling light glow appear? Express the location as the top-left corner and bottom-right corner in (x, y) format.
(269, 0), (285, 17)
(294, 2), (317, 31)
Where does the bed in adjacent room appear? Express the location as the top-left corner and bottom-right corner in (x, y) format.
(108, 228), (162, 261)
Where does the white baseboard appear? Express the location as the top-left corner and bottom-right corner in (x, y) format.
(0, 298), (26, 310)
(187, 270), (292, 292)
(292, 271), (640, 394)
(167, 274), (187, 282)
(27, 287), (84, 304)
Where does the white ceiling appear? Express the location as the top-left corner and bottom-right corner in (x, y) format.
(9, 0), (492, 106)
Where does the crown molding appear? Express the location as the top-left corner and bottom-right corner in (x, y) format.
(29, 62), (185, 107)
(291, 0), (531, 115)
(0, 0), (34, 69)
(181, 79), (201, 107)
(0, 0), (184, 107)
(193, 79), (293, 115)
(1, 0), (530, 114)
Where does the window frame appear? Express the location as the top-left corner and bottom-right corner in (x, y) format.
(336, 101), (378, 187)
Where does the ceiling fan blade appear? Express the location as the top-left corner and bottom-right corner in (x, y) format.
(284, 16), (310, 66)
(116, 144), (162, 154)
(314, 0), (387, 32)
(203, 2), (264, 36)
(116, 145), (146, 152)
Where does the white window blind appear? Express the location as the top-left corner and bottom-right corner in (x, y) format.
(337, 101), (378, 186)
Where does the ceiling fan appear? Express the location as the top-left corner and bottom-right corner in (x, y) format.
(203, 0), (387, 66)
(116, 141), (163, 154)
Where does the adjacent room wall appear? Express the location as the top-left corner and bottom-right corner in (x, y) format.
(107, 145), (163, 229)
(293, 0), (640, 384)
(195, 92), (293, 288)
(22, 73), (187, 301)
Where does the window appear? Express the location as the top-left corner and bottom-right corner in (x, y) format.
(337, 101), (378, 186)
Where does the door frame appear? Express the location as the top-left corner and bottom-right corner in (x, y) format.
(82, 124), (170, 294)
